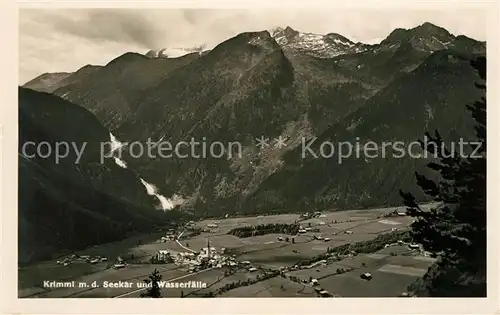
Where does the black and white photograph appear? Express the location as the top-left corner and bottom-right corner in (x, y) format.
(12, 3), (492, 304)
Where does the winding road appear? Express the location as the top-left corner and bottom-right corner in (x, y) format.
(175, 230), (197, 253)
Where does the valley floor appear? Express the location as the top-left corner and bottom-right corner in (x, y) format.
(18, 205), (436, 298)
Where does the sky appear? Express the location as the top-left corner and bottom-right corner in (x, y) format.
(19, 8), (487, 84)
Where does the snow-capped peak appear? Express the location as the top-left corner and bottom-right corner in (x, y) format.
(271, 26), (300, 45)
(324, 33), (355, 47)
(145, 45), (206, 59)
(270, 26), (367, 58)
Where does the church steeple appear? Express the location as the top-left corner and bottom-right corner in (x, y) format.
(207, 238), (211, 259)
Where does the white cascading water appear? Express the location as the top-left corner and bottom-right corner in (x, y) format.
(109, 133), (128, 168)
(139, 179), (175, 210)
(108, 133), (178, 211)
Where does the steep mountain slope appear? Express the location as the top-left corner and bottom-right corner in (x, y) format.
(22, 72), (72, 93)
(22, 65), (102, 93)
(330, 22), (485, 86)
(51, 64), (102, 91)
(53, 52), (201, 130)
(108, 31), (376, 216)
(117, 31), (372, 140)
(21, 23), (486, 220)
(246, 50), (484, 214)
(18, 87), (181, 263)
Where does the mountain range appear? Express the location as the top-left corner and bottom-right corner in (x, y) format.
(20, 23), (486, 262)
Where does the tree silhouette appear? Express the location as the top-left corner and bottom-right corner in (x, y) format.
(140, 268), (162, 298)
(400, 56), (486, 297)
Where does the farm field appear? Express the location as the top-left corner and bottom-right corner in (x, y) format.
(216, 247), (435, 298)
(220, 276), (318, 297)
(19, 206), (436, 298)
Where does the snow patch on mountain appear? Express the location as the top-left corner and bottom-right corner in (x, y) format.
(146, 46), (206, 59)
(270, 26), (367, 58)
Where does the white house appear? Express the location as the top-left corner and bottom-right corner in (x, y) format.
(319, 290), (332, 297)
(113, 263), (126, 269)
(157, 250), (171, 261)
(360, 272), (372, 280)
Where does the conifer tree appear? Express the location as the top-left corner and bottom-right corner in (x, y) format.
(140, 268), (162, 298)
(400, 56), (486, 296)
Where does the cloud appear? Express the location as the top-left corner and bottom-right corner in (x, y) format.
(19, 8), (487, 84)
(51, 10), (164, 48)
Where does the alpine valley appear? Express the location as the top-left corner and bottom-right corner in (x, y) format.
(20, 23), (485, 263)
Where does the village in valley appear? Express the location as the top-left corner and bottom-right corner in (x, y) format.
(19, 205), (437, 298)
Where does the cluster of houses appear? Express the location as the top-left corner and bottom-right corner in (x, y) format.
(313, 235), (332, 242)
(299, 211), (324, 220)
(153, 240), (242, 272)
(384, 240), (425, 252)
(158, 229), (177, 242)
(309, 279), (336, 297)
(382, 209), (408, 218)
(56, 254), (108, 267)
(240, 260), (259, 272)
(152, 238), (268, 275)
(282, 273), (334, 297)
(55, 252), (143, 270)
(298, 226), (321, 234)
(203, 222), (220, 233)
